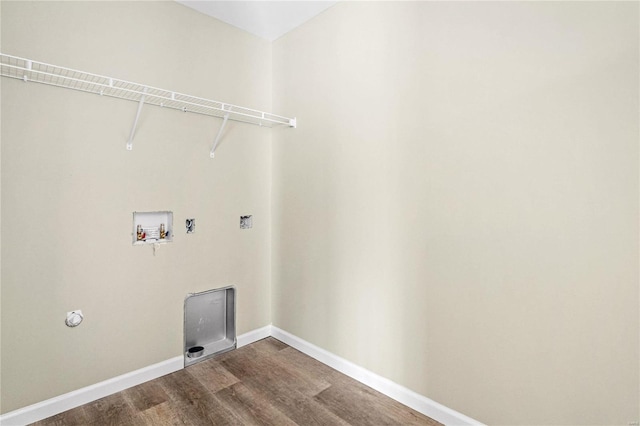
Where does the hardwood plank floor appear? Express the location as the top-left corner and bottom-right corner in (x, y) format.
(32, 338), (441, 426)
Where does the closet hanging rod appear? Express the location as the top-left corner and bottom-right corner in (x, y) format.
(0, 53), (296, 128)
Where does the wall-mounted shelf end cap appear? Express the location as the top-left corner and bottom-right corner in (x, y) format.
(289, 117), (297, 128)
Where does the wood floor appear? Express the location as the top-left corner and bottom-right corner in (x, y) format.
(32, 338), (441, 426)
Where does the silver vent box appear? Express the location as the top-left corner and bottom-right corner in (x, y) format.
(184, 286), (236, 367)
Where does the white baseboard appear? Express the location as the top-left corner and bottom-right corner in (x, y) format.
(1, 325), (480, 426)
(237, 324), (272, 348)
(0, 356), (183, 426)
(0, 326), (271, 426)
(271, 326), (484, 426)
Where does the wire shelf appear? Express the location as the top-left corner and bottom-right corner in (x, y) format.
(0, 53), (296, 128)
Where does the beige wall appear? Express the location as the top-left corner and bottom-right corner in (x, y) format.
(272, 2), (639, 425)
(2, 1), (639, 424)
(0, 0), (3, 414)
(1, 1), (272, 413)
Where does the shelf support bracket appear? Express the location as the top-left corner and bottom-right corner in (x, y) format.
(210, 112), (230, 158)
(126, 89), (147, 151)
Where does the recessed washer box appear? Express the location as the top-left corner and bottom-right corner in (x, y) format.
(132, 211), (173, 245)
(184, 286), (236, 367)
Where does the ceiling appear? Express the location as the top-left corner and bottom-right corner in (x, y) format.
(176, 1), (339, 41)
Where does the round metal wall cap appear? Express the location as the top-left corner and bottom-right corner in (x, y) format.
(65, 311), (84, 327)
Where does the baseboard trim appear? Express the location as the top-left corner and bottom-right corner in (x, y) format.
(0, 355), (183, 426)
(271, 326), (483, 426)
(237, 324), (272, 348)
(0, 326), (272, 426)
(1, 325), (481, 426)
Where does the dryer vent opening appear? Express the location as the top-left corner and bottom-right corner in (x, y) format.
(184, 286), (236, 367)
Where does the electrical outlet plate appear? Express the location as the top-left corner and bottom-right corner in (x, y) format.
(240, 215), (252, 229)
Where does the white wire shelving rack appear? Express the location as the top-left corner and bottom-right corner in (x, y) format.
(0, 53), (296, 157)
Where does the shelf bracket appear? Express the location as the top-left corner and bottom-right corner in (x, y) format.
(126, 89), (147, 151)
(210, 112), (230, 158)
